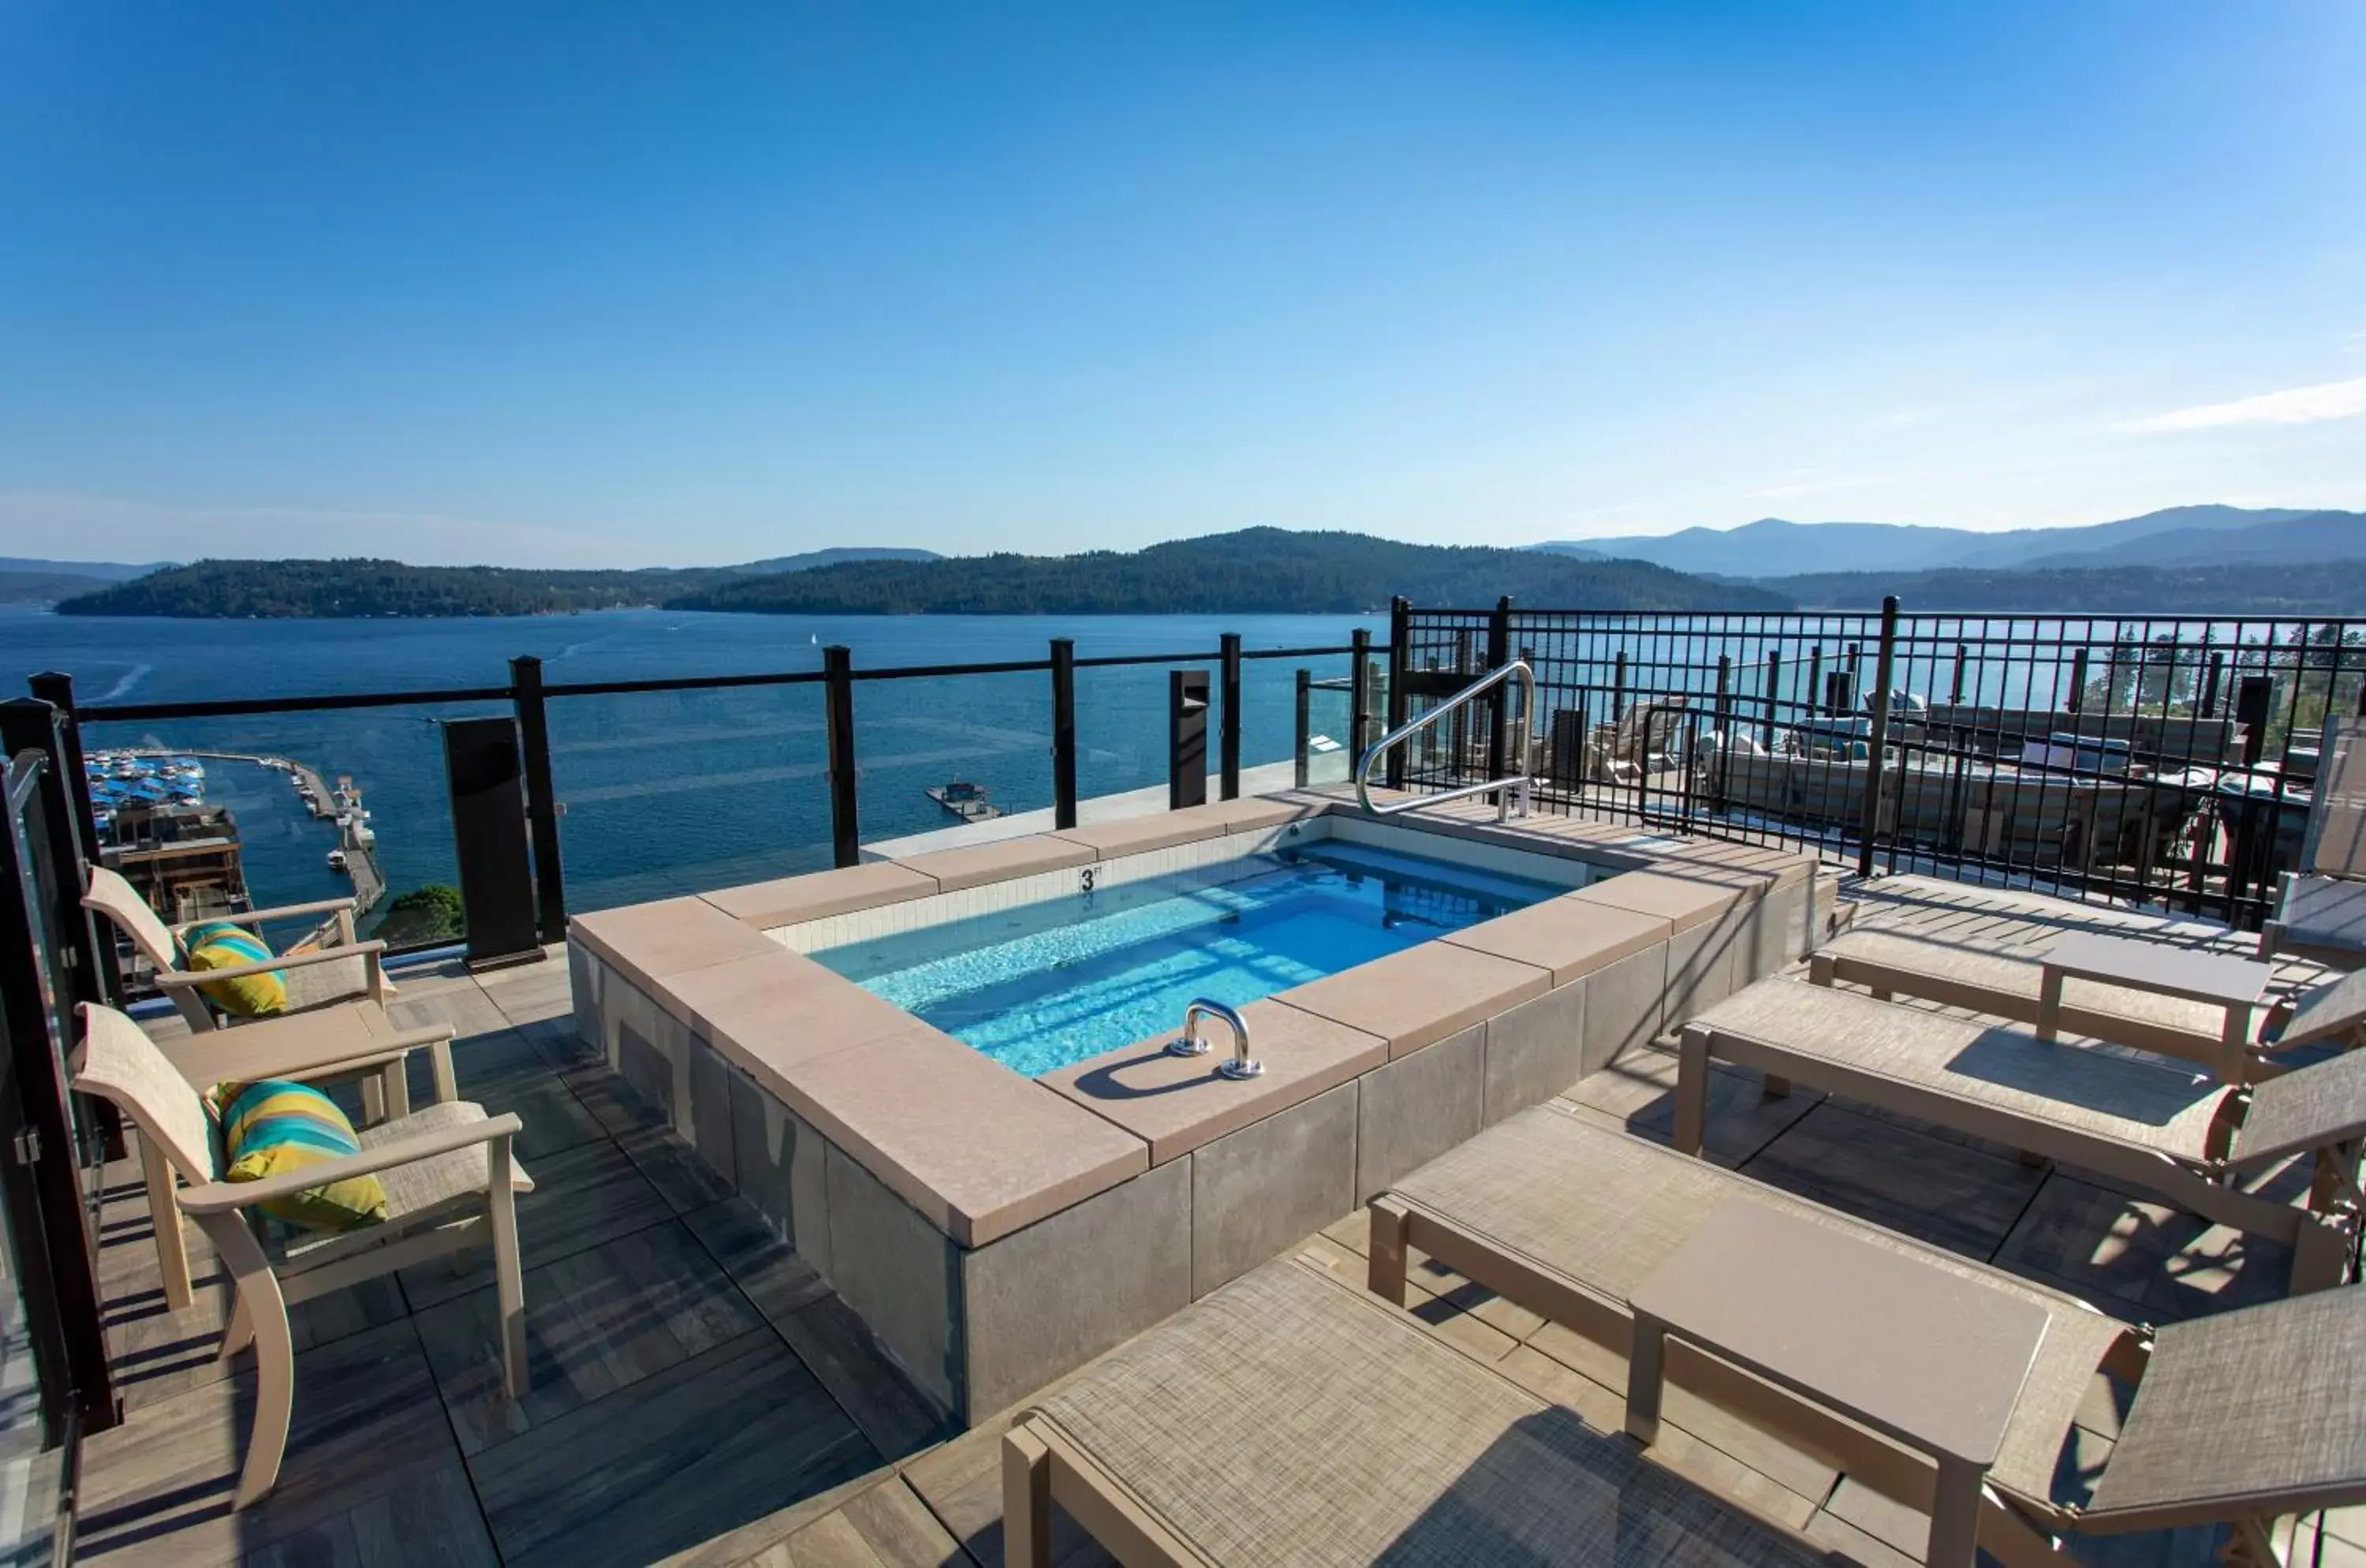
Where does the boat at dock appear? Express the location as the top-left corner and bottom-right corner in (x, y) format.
(926, 780), (1006, 823)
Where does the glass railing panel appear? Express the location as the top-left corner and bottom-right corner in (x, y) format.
(1073, 659), (1200, 809)
(850, 669), (1054, 850)
(543, 681), (832, 913)
(1304, 676), (1357, 787)
(80, 700), (497, 957)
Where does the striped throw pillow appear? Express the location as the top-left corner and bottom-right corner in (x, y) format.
(183, 920), (287, 1017)
(218, 1080), (387, 1231)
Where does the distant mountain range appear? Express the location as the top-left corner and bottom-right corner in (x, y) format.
(62, 530), (1783, 618)
(30, 504), (2366, 618)
(0, 556), (171, 581)
(1532, 506), (2366, 578)
(731, 547), (942, 573)
(672, 528), (1783, 615)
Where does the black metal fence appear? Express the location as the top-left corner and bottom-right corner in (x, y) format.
(1389, 598), (2363, 928)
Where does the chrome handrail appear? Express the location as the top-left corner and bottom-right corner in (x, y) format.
(1355, 659), (1535, 822)
(1165, 996), (1261, 1079)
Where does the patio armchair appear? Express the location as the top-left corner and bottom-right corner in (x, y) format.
(84, 862), (455, 1108)
(1671, 976), (2366, 1292)
(85, 864), (465, 1311)
(70, 1002), (531, 1509)
(1367, 1103), (2366, 1568)
(84, 864), (397, 1032)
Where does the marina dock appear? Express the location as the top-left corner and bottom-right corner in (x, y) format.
(110, 746), (388, 920)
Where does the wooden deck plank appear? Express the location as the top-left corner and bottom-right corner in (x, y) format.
(77, 1320), (467, 1568)
(412, 1218), (767, 1457)
(397, 1134), (676, 1310)
(470, 1328), (883, 1568)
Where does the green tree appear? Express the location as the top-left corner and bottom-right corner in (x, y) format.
(373, 884), (465, 946)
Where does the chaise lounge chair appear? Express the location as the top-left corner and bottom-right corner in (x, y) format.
(1004, 1253), (1843, 1568)
(71, 1003), (532, 1508)
(1366, 1104), (2366, 1567)
(1669, 976), (2366, 1291)
(1808, 925), (2366, 1079)
(2263, 715), (2366, 969)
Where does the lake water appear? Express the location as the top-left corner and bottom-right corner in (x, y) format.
(0, 608), (1383, 924)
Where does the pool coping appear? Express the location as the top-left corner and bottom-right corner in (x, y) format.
(568, 789), (1830, 1419)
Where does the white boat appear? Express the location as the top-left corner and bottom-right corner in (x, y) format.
(327, 849), (349, 872)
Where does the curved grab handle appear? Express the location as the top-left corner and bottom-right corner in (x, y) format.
(1166, 997), (1261, 1079)
(1355, 659), (1536, 823)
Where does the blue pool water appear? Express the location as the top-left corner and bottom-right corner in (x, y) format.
(814, 842), (1565, 1076)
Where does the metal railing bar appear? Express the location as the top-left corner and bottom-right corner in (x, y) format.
(83, 685), (515, 722)
(541, 670), (827, 698)
(1071, 650), (1222, 668)
(77, 644), (1390, 721)
(851, 659), (1052, 681)
(1357, 658), (1534, 821)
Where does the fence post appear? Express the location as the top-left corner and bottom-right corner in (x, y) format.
(1611, 651), (1628, 722)
(1349, 628), (1375, 763)
(1218, 633), (1243, 801)
(509, 656), (568, 944)
(823, 645), (860, 868)
(1293, 670), (1312, 790)
(1485, 596), (1513, 786)
(1050, 639), (1077, 831)
(1711, 655), (1732, 814)
(0, 696), (121, 1434)
(1857, 596), (1901, 877)
(1950, 644), (1969, 705)
(2066, 649), (2089, 715)
(27, 672), (121, 1007)
(1385, 599), (1411, 790)
(1760, 651), (1781, 751)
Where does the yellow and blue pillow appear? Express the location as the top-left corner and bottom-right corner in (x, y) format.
(218, 1080), (387, 1231)
(182, 920), (286, 1017)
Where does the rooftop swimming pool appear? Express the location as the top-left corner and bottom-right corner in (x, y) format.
(813, 842), (1565, 1075)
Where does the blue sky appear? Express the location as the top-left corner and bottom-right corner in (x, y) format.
(2, 2), (2361, 567)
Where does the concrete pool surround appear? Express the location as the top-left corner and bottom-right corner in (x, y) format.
(568, 792), (1829, 1421)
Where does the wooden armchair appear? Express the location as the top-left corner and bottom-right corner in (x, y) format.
(71, 1003), (532, 1507)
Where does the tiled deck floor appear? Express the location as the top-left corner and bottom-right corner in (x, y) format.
(78, 876), (2366, 1567)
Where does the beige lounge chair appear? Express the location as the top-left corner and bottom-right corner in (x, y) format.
(2260, 717), (2366, 968)
(1368, 1104), (2366, 1567)
(1588, 697), (1689, 786)
(85, 861), (456, 1112)
(85, 863), (401, 1031)
(1670, 977), (2365, 1291)
(87, 864), (465, 1311)
(2264, 874), (2366, 969)
(1004, 1254), (1839, 1568)
(1808, 926), (2366, 1078)
(71, 1003), (531, 1508)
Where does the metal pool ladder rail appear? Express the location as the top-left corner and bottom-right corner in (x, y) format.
(1355, 658), (1536, 822)
(1166, 998), (1262, 1079)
